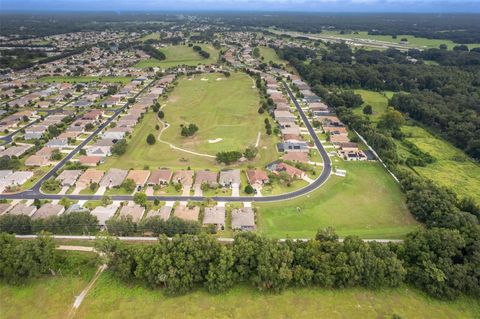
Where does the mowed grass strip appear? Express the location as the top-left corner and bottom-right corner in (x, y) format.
(135, 44), (219, 68)
(74, 271), (480, 319)
(401, 125), (480, 203)
(38, 76), (133, 84)
(256, 161), (419, 239)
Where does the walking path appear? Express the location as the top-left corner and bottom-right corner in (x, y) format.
(254, 132), (261, 147)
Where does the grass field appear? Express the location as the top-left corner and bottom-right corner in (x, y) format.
(259, 46), (286, 65)
(255, 161), (419, 239)
(353, 89), (394, 122)
(320, 30), (480, 50)
(400, 125), (480, 203)
(100, 72), (279, 170)
(135, 44), (219, 68)
(139, 32), (161, 42)
(38, 76), (133, 84)
(72, 272), (480, 319)
(0, 251), (98, 319)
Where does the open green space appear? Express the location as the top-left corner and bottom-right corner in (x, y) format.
(353, 89), (394, 122)
(73, 272), (480, 319)
(139, 32), (161, 42)
(38, 76), (133, 84)
(256, 161), (419, 239)
(135, 44), (219, 68)
(0, 251), (97, 319)
(319, 30), (480, 50)
(101, 72), (279, 170)
(399, 125), (480, 203)
(259, 46), (287, 65)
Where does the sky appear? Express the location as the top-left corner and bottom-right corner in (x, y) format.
(1, 0), (480, 13)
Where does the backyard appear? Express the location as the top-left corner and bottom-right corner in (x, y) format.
(134, 44), (219, 68)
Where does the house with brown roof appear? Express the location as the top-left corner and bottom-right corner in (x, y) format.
(267, 161), (306, 179)
(172, 170), (194, 187)
(118, 203), (145, 222)
(147, 205), (172, 221)
(246, 169), (269, 188)
(32, 203), (65, 219)
(126, 170), (150, 187)
(174, 205), (200, 222)
(231, 207), (255, 231)
(79, 155), (105, 166)
(8, 203), (37, 216)
(203, 206), (226, 230)
(25, 155), (50, 167)
(194, 170), (218, 187)
(77, 169), (104, 189)
(147, 169), (173, 186)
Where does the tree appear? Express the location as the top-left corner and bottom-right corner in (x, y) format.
(244, 184), (254, 194)
(216, 151), (242, 165)
(106, 216), (136, 236)
(85, 123), (94, 131)
(0, 214), (31, 234)
(181, 123), (198, 137)
(363, 104), (373, 115)
(146, 133), (156, 145)
(50, 149), (62, 161)
(152, 103), (160, 113)
(122, 179), (136, 193)
(111, 139), (128, 156)
(205, 246), (236, 293)
(59, 197), (72, 208)
(244, 147), (258, 160)
(101, 195), (112, 206)
(377, 107), (404, 131)
(157, 110), (164, 119)
(133, 192), (147, 207)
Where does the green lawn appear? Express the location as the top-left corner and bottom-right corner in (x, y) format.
(0, 251), (98, 319)
(101, 72), (279, 170)
(135, 44), (219, 68)
(38, 76), (133, 84)
(320, 30), (480, 50)
(256, 161), (419, 239)
(139, 32), (161, 42)
(353, 89), (394, 122)
(259, 46), (286, 65)
(400, 125), (480, 203)
(74, 272), (480, 319)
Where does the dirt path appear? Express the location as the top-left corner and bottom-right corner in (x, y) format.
(255, 132), (261, 147)
(67, 264), (107, 319)
(155, 115), (216, 159)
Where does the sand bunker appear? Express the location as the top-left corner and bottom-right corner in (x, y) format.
(201, 78), (209, 81)
(208, 138), (223, 144)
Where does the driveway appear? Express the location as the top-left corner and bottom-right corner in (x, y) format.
(231, 183), (240, 197)
(193, 185), (203, 196)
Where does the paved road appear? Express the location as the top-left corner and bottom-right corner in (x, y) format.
(0, 93), (84, 145)
(0, 79), (332, 203)
(16, 234), (403, 243)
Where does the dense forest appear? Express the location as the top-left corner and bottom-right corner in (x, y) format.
(278, 44), (480, 160)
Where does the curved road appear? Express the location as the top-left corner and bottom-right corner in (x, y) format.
(0, 80), (332, 203)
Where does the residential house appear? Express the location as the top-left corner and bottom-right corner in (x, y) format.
(246, 169), (269, 188)
(172, 170), (194, 188)
(147, 169), (173, 186)
(283, 152), (309, 163)
(118, 203), (145, 222)
(267, 161), (306, 179)
(91, 204), (118, 226)
(203, 206), (226, 230)
(231, 207), (256, 231)
(218, 169), (241, 187)
(100, 168), (128, 188)
(56, 170), (82, 187)
(194, 170), (218, 187)
(148, 205), (172, 221)
(8, 203), (37, 216)
(79, 155), (104, 166)
(32, 203), (65, 219)
(77, 169), (104, 189)
(174, 205), (200, 222)
(126, 170), (150, 188)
